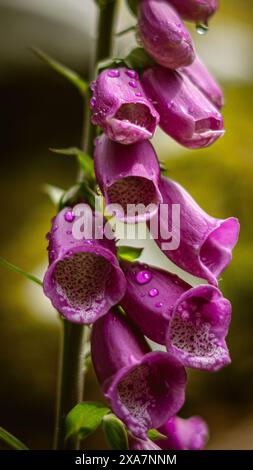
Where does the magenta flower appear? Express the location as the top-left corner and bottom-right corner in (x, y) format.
(43, 207), (126, 324)
(94, 134), (162, 222)
(121, 261), (231, 371)
(149, 177), (240, 285)
(90, 68), (159, 145)
(121, 261), (191, 344)
(167, 0), (218, 24)
(180, 55), (224, 110)
(91, 310), (187, 439)
(129, 436), (161, 450)
(166, 284), (231, 371)
(138, 0), (195, 69)
(142, 65), (224, 149)
(157, 415), (209, 450)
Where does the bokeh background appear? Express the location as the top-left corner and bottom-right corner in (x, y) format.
(0, 0), (253, 450)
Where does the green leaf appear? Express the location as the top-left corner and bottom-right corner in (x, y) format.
(0, 258), (43, 286)
(30, 47), (88, 96)
(65, 402), (110, 441)
(102, 414), (129, 450)
(147, 429), (167, 441)
(58, 183), (96, 211)
(0, 427), (29, 450)
(125, 47), (154, 72)
(43, 183), (65, 206)
(126, 0), (139, 16)
(116, 25), (136, 37)
(95, 0), (116, 8)
(50, 147), (95, 183)
(117, 246), (143, 262)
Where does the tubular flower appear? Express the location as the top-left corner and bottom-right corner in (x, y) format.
(142, 65), (224, 149)
(43, 207), (126, 324)
(94, 134), (162, 222)
(91, 310), (187, 439)
(120, 261), (191, 344)
(121, 262), (232, 371)
(166, 284), (231, 371)
(180, 55), (224, 110)
(148, 177), (240, 285)
(157, 415), (209, 450)
(90, 67), (159, 145)
(167, 0), (218, 24)
(138, 0), (195, 69)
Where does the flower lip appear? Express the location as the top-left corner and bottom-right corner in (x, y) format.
(106, 176), (162, 223)
(199, 217), (240, 284)
(166, 284), (232, 371)
(104, 351), (187, 440)
(107, 102), (159, 144)
(43, 244), (126, 325)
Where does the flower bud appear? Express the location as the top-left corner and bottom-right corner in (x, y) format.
(142, 65), (224, 149)
(138, 0), (195, 69)
(168, 0), (218, 24)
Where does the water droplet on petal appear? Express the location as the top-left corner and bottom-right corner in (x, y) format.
(135, 92), (142, 97)
(129, 80), (138, 89)
(52, 225), (58, 233)
(64, 211), (75, 222)
(149, 288), (159, 298)
(135, 270), (152, 285)
(155, 301), (163, 308)
(126, 70), (139, 79)
(90, 97), (96, 108)
(108, 69), (120, 78)
(66, 230), (72, 235)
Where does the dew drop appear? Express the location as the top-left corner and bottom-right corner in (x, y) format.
(64, 211), (75, 223)
(129, 80), (138, 89)
(108, 69), (120, 78)
(135, 92), (142, 97)
(66, 230), (72, 235)
(52, 225), (58, 233)
(135, 270), (152, 285)
(126, 70), (139, 79)
(149, 288), (159, 298)
(196, 23), (209, 35)
(90, 97), (96, 108)
(155, 302), (163, 308)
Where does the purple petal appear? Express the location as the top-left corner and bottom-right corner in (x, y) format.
(43, 207), (126, 324)
(94, 135), (162, 223)
(138, 0), (195, 69)
(121, 261), (191, 344)
(167, 0), (218, 23)
(180, 55), (224, 110)
(158, 415), (209, 450)
(91, 311), (187, 439)
(129, 436), (161, 450)
(142, 66), (224, 149)
(166, 285), (231, 371)
(149, 177), (240, 285)
(90, 68), (159, 145)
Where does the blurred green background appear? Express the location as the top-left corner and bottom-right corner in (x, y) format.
(0, 0), (253, 450)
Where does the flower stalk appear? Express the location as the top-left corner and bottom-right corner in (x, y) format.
(54, 0), (119, 450)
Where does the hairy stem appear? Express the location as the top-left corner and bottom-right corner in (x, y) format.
(54, 322), (86, 450)
(81, 0), (118, 162)
(54, 0), (118, 450)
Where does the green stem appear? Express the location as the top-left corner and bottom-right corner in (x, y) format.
(81, 0), (118, 164)
(54, 321), (86, 450)
(54, 0), (118, 450)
